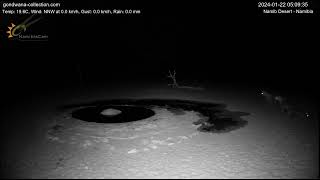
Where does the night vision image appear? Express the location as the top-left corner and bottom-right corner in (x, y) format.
(0, 1), (319, 179)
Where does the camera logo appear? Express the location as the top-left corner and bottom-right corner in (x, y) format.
(6, 14), (48, 41)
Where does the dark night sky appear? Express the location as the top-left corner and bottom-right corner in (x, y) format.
(1, 1), (319, 101)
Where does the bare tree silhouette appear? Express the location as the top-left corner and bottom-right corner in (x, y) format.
(167, 69), (179, 88)
(167, 69), (204, 90)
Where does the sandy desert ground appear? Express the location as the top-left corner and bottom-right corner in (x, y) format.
(1, 82), (318, 179)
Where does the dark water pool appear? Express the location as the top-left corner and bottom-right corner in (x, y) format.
(59, 99), (250, 133)
(72, 105), (155, 123)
